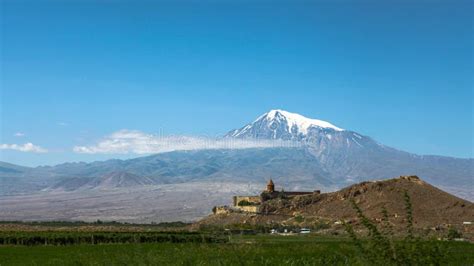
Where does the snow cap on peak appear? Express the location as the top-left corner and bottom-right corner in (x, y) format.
(259, 109), (344, 133)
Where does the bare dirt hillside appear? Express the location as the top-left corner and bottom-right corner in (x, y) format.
(197, 176), (473, 238)
(270, 176), (472, 226)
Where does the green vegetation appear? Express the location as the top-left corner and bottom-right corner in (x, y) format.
(293, 214), (304, 223)
(314, 221), (331, 231)
(0, 220), (189, 228)
(447, 227), (463, 240)
(237, 200), (258, 206)
(0, 234), (473, 265)
(1, 191), (472, 265)
(0, 232), (226, 246)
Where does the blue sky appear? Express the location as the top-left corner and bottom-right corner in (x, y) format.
(1, 0), (473, 166)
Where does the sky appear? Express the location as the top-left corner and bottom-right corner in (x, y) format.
(1, 0), (473, 166)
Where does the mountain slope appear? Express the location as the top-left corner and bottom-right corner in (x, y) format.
(225, 109), (473, 188)
(0, 162), (31, 174)
(19, 148), (333, 192)
(0, 109), (472, 201)
(49, 171), (156, 191)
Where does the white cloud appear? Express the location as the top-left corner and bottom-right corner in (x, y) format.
(0, 143), (48, 153)
(57, 122), (69, 126)
(73, 129), (299, 154)
(14, 132), (26, 137)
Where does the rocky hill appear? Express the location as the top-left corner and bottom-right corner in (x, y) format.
(198, 176), (474, 237)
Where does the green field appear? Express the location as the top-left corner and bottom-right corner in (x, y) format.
(1, 234), (473, 265)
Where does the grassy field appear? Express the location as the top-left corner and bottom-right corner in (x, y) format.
(1, 234), (473, 265)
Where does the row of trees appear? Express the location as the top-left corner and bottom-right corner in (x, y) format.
(0, 232), (227, 246)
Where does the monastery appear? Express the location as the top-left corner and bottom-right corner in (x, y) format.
(213, 179), (320, 214)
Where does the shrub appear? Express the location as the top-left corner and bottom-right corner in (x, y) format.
(294, 215), (304, 223)
(313, 221), (330, 231)
(344, 190), (450, 265)
(447, 227), (462, 240)
(237, 200), (257, 206)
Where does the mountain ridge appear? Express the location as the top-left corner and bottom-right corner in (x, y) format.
(0, 109), (472, 207)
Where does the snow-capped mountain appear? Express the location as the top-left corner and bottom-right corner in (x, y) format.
(0, 109), (472, 222)
(225, 109), (377, 152)
(224, 109), (472, 189)
(226, 109), (344, 140)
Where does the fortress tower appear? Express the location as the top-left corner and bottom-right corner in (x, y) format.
(266, 179), (275, 193)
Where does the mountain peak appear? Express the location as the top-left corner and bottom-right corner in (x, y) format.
(226, 109), (344, 140)
(258, 109), (343, 133)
